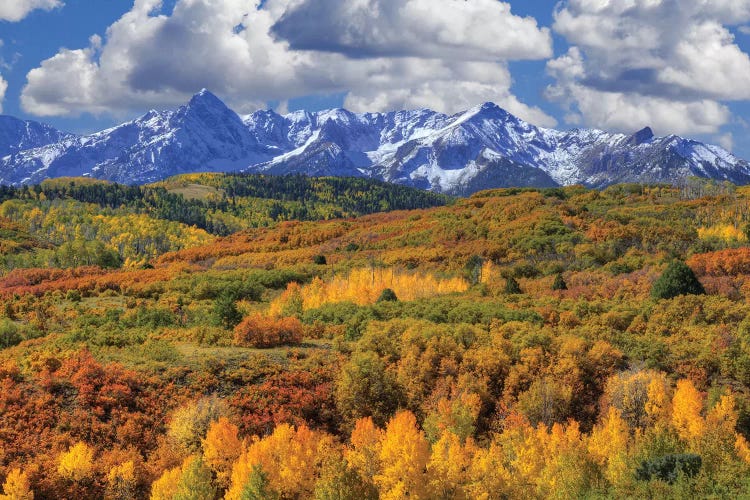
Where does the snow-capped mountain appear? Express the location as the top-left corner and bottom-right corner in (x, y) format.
(1, 90), (748, 194)
(0, 116), (72, 158)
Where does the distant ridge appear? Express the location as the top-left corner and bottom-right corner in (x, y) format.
(1, 90), (748, 194)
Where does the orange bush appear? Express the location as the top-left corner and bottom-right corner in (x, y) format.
(688, 248), (750, 276)
(233, 314), (303, 348)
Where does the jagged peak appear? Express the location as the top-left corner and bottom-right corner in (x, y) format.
(458, 102), (514, 124)
(186, 89), (228, 110)
(627, 126), (655, 146)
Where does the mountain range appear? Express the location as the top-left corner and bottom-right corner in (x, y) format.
(1, 89), (748, 195)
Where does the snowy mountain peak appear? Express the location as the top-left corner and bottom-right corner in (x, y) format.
(183, 89), (238, 119)
(0, 115), (72, 157)
(0, 91), (748, 193)
(627, 126), (655, 146)
(188, 88), (224, 107)
(460, 102), (512, 123)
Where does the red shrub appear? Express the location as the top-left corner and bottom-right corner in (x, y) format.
(233, 314), (303, 348)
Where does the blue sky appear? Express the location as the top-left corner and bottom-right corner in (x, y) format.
(2, 0), (750, 158)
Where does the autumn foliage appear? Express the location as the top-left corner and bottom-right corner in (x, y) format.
(233, 314), (303, 348)
(2, 180), (750, 497)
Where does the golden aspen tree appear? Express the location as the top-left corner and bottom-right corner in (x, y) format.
(167, 396), (227, 454)
(428, 431), (477, 499)
(150, 456), (215, 500)
(702, 393), (743, 471)
(0, 468), (33, 500)
(345, 417), (384, 483)
(375, 411), (432, 500)
(645, 376), (671, 428)
(603, 370), (667, 429)
(226, 424), (335, 500)
(735, 434), (750, 464)
(57, 442), (95, 482)
(588, 407), (630, 487)
(671, 379), (705, 442)
(500, 418), (545, 492)
(466, 442), (513, 500)
(536, 422), (593, 498)
(105, 461), (137, 500)
(150, 466), (181, 500)
(202, 417), (242, 490)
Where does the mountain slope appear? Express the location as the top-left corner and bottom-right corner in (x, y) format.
(1, 91), (748, 193)
(0, 90), (275, 185)
(0, 115), (71, 157)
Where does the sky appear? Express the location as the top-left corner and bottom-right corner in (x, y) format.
(2, 0), (750, 157)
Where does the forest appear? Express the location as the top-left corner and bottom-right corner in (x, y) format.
(1, 175), (750, 498)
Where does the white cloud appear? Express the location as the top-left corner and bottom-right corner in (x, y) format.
(0, 0), (63, 22)
(548, 0), (750, 135)
(716, 132), (734, 152)
(20, 0), (555, 126)
(272, 0), (552, 61)
(344, 60), (556, 126)
(0, 74), (7, 113)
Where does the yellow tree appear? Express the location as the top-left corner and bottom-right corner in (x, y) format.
(375, 411), (432, 500)
(345, 417), (384, 485)
(202, 417), (242, 490)
(588, 407), (630, 488)
(0, 468), (33, 500)
(535, 422), (594, 498)
(150, 456), (215, 500)
(428, 431), (477, 499)
(106, 461), (137, 500)
(167, 396), (227, 454)
(57, 442), (95, 482)
(466, 441), (513, 500)
(603, 370), (668, 430)
(702, 393), (745, 473)
(644, 375), (672, 429)
(150, 466), (181, 500)
(671, 379), (705, 443)
(226, 424), (335, 500)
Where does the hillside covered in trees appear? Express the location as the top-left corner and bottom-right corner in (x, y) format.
(2, 177), (750, 497)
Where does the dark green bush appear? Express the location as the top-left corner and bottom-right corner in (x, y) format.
(212, 292), (242, 329)
(635, 453), (702, 484)
(377, 288), (398, 302)
(504, 277), (522, 294)
(552, 273), (567, 291)
(313, 254), (327, 265)
(651, 261), (705, 300)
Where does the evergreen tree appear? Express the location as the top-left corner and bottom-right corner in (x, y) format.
(552, 273), (567, 291)
(377, 288), (398, 302)
(213, 292), (242, 329)
(651, 261), (705, 299)
(313, 254), (327, 265)
(504, 276), (522, 294)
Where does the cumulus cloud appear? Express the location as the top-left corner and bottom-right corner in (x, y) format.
(20, 0), (555, 126)
(344, 59), (556, 126)
(0, 0), (63, 22)
(547, 0), (750, 135)
(716, 132), (734, 152)
(272, 0), (552, 61)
